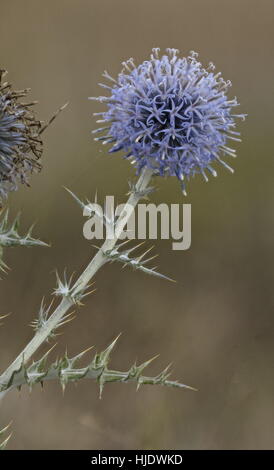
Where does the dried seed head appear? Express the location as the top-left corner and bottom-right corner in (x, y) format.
(0, 69), (43, 201)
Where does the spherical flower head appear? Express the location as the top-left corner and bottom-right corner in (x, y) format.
(0, 69), (43, 200)
(91, 48), (245, 194)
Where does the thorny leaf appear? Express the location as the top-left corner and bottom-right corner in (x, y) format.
(0, 338), (196, 398)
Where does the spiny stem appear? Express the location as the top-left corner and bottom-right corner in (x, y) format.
(1, 340), (196, 397)
(0, 167), (154, 396)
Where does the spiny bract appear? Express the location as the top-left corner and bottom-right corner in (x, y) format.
(0, 69), (43, 201)
(91, 48), (245, 194)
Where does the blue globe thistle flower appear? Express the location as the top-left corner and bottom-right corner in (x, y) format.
(91, 48), (245, 194)
(0, 69), (43, 201)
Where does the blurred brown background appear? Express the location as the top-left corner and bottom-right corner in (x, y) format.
(0, 0), (273, 450)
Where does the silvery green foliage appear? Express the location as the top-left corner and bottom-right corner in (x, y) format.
(53, 269), (95, 305)
(0, 166), (193, 378)
(0, 168), (194, 413)
(0, 210), (48, 273)
(102, 241), (174, 282)
(30, 298), (75, 341)
(0, 210), (48, 248)
(66, 186), (173, 281)
(0, 336), (195, 398)
(127, 180), (155, 200)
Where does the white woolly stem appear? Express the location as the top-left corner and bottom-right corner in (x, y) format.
(0, 167), (154, 397)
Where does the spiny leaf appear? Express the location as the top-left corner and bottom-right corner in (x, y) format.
(56, 346), (93, 392)
(0, 337), (195, 397)
(127, 355), (159, 390)
(26, 346), (56, 390)
(53, 269), (74, 298)
(102, 241), (175, 282)
(53, 269), (95, 305)
(64, 187), (114, 230)
(92, 334), (121, 370)
(30, 298), (53, 331)
(0, 210), (49, 248)
(92, 334), (121, 398)
(30, 298), (75, 341)
(127, 181), (155, 200)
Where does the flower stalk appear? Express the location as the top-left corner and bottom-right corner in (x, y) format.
(0, 167), (154, 396)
